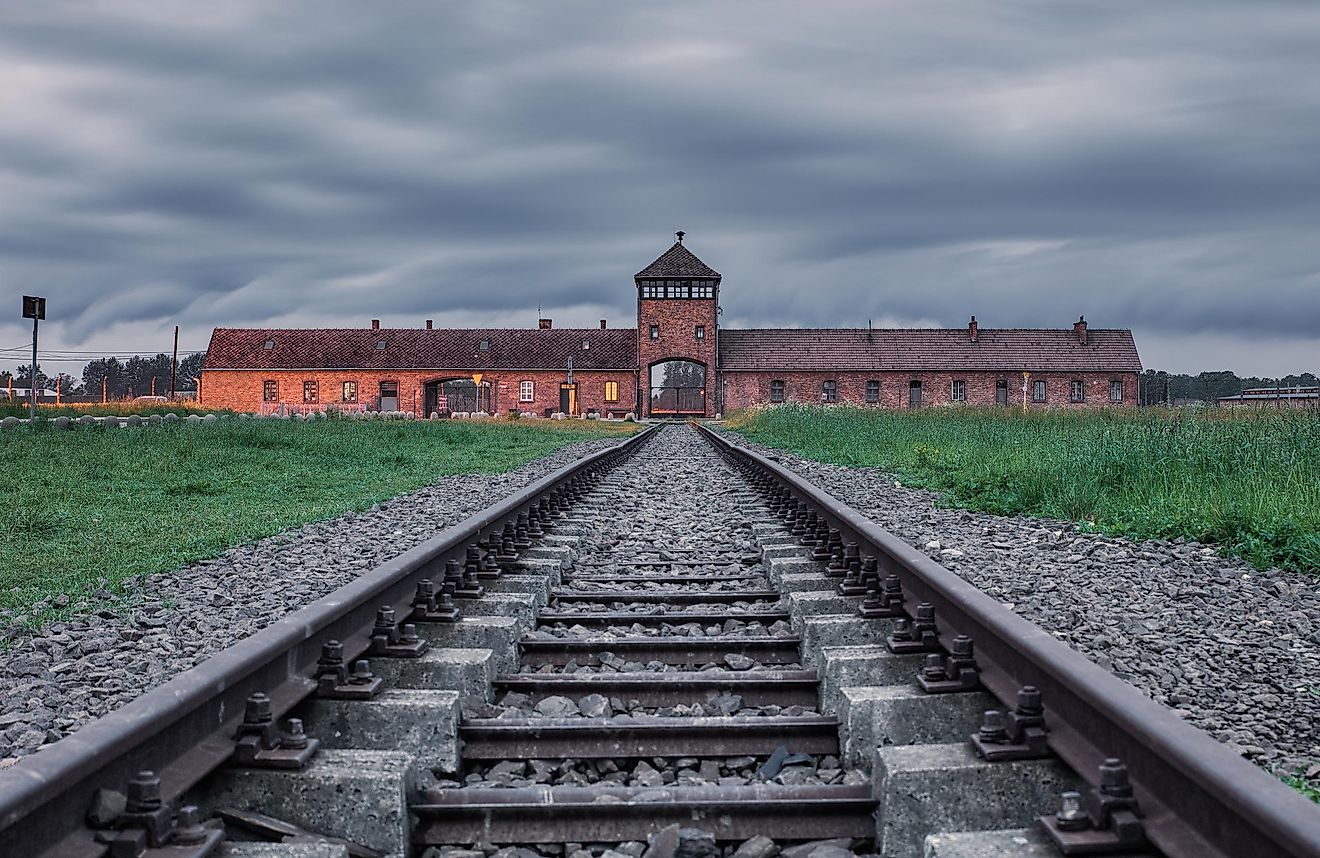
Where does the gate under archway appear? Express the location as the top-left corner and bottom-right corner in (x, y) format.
(649, 360), (706, 416)
(424, 379), (489, 415)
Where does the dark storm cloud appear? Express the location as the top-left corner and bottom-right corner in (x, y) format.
(1, 0), (1318, 374)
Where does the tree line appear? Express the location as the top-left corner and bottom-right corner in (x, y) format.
(1, 352), (206, 398)
(1138, 370), (1319, 405)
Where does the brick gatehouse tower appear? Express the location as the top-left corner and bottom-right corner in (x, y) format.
(636, 231), (720, 418)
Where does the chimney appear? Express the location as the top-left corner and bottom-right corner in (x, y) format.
(599, 319), (607, 330)
(371, 319), (380, 331)
(425, 319), (433, 330)
(1074, 315), (1088, 345)
(538, 318), (552, 329)
(968, 316), (978, 343)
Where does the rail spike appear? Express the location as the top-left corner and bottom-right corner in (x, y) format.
(1039, 758), (1148, 854)
(970, 685), (1050, 761)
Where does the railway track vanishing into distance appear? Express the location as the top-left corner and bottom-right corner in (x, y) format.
(1, 423), (1317, 857)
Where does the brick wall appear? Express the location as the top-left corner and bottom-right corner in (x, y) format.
(201, 369), (639, 416)
(720, 370), (1140, 410)
(638, 296), (719, 416)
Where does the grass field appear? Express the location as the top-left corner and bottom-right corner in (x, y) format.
(0, 401), (219, 418)
(727, 405), (1320, 577)
(1, 417), (635, 620)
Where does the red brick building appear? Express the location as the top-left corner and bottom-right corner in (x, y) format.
(200, 234), (1142, 415)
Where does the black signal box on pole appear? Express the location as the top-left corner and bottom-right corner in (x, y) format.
(22, 296), (45, 320)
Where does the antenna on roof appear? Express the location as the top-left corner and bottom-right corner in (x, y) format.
(675, 230), (685, 243)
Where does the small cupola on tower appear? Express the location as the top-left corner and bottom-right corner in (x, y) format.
(635, 230), (722, 299)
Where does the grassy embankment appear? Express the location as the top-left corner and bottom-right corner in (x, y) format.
(726, 405), (1320, 577)
(1, 417), (635, 620)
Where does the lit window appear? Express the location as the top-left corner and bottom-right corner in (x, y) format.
(649, 324), (659, 341)
(1110, 380), (1123, 402)
(263, 339), (274, 350)
(951, 380), (966, 402)
(581, 338), (590, 350)
(823, 380), (838, 403)
(1071, 380), (1085, 402)
(479, 338), (490, 351)
(303, 380), (318, 403)
(1033, 380), (1047, 402)
(342, 381), (358, 403)
(375, 339), (388, 350)
(866, 380), (879, 403)
(604, 381), (618, 402)
(519, 380), (534, 402)
(770, 380), (785, 403)
(263, 380), (278, 402)
(695, 325), (705, 341)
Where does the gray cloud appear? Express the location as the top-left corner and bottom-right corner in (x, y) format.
(1, 0), (1318, 375)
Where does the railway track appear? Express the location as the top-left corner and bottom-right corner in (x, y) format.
(1, 423), (1318, 857)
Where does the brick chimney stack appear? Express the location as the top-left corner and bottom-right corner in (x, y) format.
(1074, 315), (1088, 345)
(600, 319), (607, 329)
(538, 318), (553, 329)
(968, 316), (978, 343)
(371, 319), (380, 331)
(425, 319), (433, 330)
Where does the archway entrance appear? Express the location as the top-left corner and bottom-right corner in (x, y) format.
(649, 360), (706, 416)
(423, 379), (489, 415)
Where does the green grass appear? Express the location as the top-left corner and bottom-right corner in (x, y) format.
(0, 402), (223, 418)
(726, 405), (1320, 577)
(1, 417), (635, 621)
(1282, 771), (1320, 804)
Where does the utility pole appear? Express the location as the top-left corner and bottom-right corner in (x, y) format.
(22, 296), (46, 423)
(170, 325), (179, 399)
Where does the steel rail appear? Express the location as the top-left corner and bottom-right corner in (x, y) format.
(699, 422), (1320, 858)
(0, 425), (657, 858)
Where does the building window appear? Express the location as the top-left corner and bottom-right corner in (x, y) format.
(951, 380), (966, 402)
(695, 325), (705, 342)
(822, 380), (838, 403)
(866, 380), (879, 403)
(581, 338), (590, 350)
(1033, 380), (1047, 402)
(342, 381), (358, 403)
(303, 380), (318, 403)
(692, 282), (714, 298)
(520, 380), (535, 402)
(770, 380), (785, 403)
(1071, 380), (1085, 402)
(604, 381), (619, 402)
(649, 324), (659, 341)
(263, 380), (278, 402)
(479, 338), (490, 351)
(375, 339), (388, 350)
(1110, 380), (1123, 402)
(262, 339), (274, 350)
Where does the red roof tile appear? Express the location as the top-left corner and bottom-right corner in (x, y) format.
(718, 328), (1142, 372)
(203, 327), (638, 371)
(634, 241), (721, 279)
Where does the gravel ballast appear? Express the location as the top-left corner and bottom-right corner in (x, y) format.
(734, 434), (1320, 779)
(0, 435), (624, 766)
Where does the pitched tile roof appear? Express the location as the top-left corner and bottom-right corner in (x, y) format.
(203, 327), (638, 371)
(634, 241), (721, 279)
(718, 328), (1142, 372)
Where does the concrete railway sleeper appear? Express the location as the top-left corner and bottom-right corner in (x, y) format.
(0, 424), (1317, 857)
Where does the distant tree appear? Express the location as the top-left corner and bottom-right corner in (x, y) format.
(83, 357), (127, 399)
(52, 373), (80, 395)
(177, 351), (205, 389)
(14, 364), (49, 390)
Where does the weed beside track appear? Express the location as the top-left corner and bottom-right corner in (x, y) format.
(727, 405), (1320, 576)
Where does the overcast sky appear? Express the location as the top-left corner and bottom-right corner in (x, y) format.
(2, 1), (1318, 377)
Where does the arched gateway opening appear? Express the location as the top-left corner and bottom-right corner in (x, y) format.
(649, 360), (706, 416)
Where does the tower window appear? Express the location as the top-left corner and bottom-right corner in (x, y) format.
(649, 324), (659, 341)
(695, 325), (705, 341)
